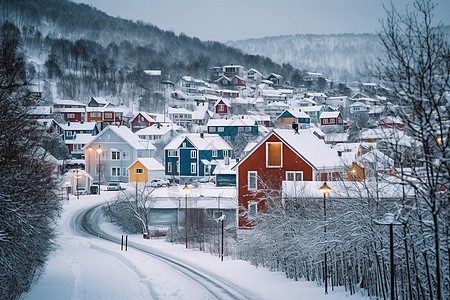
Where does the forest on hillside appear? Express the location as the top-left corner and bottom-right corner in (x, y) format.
(0, 0), (300, 108)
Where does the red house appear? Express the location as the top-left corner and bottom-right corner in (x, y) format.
(379, 116), (405, 130)
(234, 128), (344, 228)
(319, 111), (343, 129)
(214, 99), (231, 115)
(130, 112), (156, 132)
(53, 100), (86, 123)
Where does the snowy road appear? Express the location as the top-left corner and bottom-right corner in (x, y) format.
(25, 194), (365, 300)
(73, 203), (255, 300)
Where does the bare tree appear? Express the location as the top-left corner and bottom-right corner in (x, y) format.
(373, 1), (450, 299)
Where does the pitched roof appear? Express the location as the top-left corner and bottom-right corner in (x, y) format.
(86, 126), (156, 150)
(59, 121), (97, 131)
(132, 112), (155, 123)
(320, 111), (341, 119)
(206, 118), (256, 127)
(129, 158), (164, 171)
(164, 133), (232, 151)
(235, 128), (342, 170)
(136, 123), (178, 136)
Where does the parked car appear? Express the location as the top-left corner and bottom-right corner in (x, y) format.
(107, 182), (121, 191)
(75, 188), (87, 196)
(149, 179), (170, 187)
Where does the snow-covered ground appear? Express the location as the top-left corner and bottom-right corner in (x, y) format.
(24, 189), (366, 300)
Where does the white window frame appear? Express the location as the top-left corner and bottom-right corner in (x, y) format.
(218, 127), (224, 132)
(168, 150), (178, 157)
(123, 168), (129, 177)
(286, 171), (303, 182)
(245, 126), (252, 132)
(135, 168), (144, 174)
(67, 113), (75, 119)
(190, 150), (197, 159)
(111, 167), (120, 177)
(73, 144), (83, 151)
(248, 201), (258, 217)
(168, 162), (172, 173)
(212, 150), (218, 157)
(104, 112), (113, 119)
(223, 150), (229, 157)
(266, 142), (283, 168)
(122, 151), (130, 160)
(238, 126), (244, 132)
(191, 163), (197, 174)
(209, 127), (216, 132)
(248, 171), (257, 190)
(111, 150), (120, 160)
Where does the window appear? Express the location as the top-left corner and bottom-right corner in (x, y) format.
(168, 162), (172, 173)
(105, 112), (113, 119)
(182, 142), (187, 148)
(191, 163), (197, 174)
(266, 142), (282, 167)
(111, 150), (120, 160)
(204, 164), (211, 175)
(224, 136), (231, 142)
(248, 171), (257, 190)
(286, 171), (303, 182)
(322, 118), (328, 124)
(73, 144), (83, 151)
(66, 131), (73, 136)
(209, 127), (216, 132)
(218, 104), (225, 112)
(67, 113), (75, 119)
(212, 150), (218, 157)
(123, 168), (129, 176)
(122, 151), (130, 160)
(168, 150), (178, 157)
(248, 201), (258, 217)
(245, 126), (252, 132)
(190, 150), (197, 159)
(111, 167), (120, 177)
(135, 168), (144, 174)
(218, 127), (224, 132)
(238, 126), (244, 132)
(223, 150), (229, 157)
(213, 211), (223, 219)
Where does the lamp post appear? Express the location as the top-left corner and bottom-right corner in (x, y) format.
(183, 184), (189, 249)
(375, 213), (401, 300)
(319, 182), (332, 295)
(96, 146), (102, 195)
(74, 169), (82, 199)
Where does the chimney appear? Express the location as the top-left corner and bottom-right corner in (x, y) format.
(200, 132), (204, 139)
(67, 121), (70, 126)
(337, 150), (342, 157)
(292, 122), (298, 134)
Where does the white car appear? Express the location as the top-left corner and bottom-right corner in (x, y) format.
(107, 182), (121, 191)
(149, 179), (170, 187)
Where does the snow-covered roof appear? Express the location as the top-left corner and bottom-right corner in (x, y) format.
(358, 149), (394, 169)
(132, 112), (155, 123)
(59, 121), (97, 131)
(191, 106), (209, 120)
(86, 126), (156, 150)
(300, 105), (323, 113)
(90, 97), (109, 105)
(266, 101), (289, 108)
(164, 133), (232, 151)
(380, 116), (404, 124)
(320, 111), (341, 119)
(86, 106), (125, 113)
(214, 98), (231, 107)
(135, 124), (176, 136)
(53, 107), (86, 113)
(350, 102), (369, 107)
(168, 107), (192, 115)
(29, 106), (52, 115)
(65, 134), (95, 145)
(278, 109), (310, 119)
(212, 159), (237, 175)
(129, 158), (164, 171)
(53, 100), (86, 107)
(206, 118), (256, 127)
(282, 180), (415, 199)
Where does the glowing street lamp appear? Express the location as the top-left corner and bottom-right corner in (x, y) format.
(96, 146), (102, 195)
(183, 184), (190, 249)
(319, 182), (331, 294)
(74, 169), (82, 199)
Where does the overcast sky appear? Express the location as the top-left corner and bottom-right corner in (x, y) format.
(73, 0), (450, 42)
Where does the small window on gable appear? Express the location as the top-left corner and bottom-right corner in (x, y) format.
(266, 142), (282, 167)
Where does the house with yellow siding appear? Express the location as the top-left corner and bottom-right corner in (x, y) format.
(128, 158), (165, 183)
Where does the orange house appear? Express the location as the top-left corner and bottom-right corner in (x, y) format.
(234, 128), (344, 228)
(128, 158), (165, 183)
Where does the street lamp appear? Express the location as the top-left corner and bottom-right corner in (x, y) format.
(319, 182), (332, 294)
(74, 169), (82, 199)
(183, 184), (190, 249)
(96, 146), (102, 195)
(375, 213), (402, 300)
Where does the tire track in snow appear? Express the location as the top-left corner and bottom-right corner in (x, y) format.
(73, 203), (256, 300)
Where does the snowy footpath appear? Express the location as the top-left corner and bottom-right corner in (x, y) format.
(24, 192), (366, 300)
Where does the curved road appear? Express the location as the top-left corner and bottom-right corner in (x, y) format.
(72, 203), (256, 300)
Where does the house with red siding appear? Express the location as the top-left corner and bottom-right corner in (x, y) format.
(319, 111), (343, 132)
(214, 99), (231, 116)
(234, 128), (344, 228)
(53, 100), (86, 122)
(129, 112), (156, 132)
(379, 116), (405, 130)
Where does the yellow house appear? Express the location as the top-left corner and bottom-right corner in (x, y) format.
(128, 158), (165, 183)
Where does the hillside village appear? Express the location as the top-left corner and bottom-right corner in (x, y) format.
(28, 62), (419, 228)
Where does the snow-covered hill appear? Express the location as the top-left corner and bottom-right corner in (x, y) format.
(227, 34), (383, 81)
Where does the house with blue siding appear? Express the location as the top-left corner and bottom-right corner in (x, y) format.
(59, 121), (99, 140)
(84, 126), (156, 183)
(206, 118), (258, 142)
(164, 133), (232, 184)
(276, 109), (311, 129)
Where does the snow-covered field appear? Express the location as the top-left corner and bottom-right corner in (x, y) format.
(24, 190), (366, 300)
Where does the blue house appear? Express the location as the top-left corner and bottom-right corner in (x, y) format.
(164, 133), (232, 184)
(59, 121), (99, 140)
(276, 109), (311, 129)
(206, 118), (258, 142)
